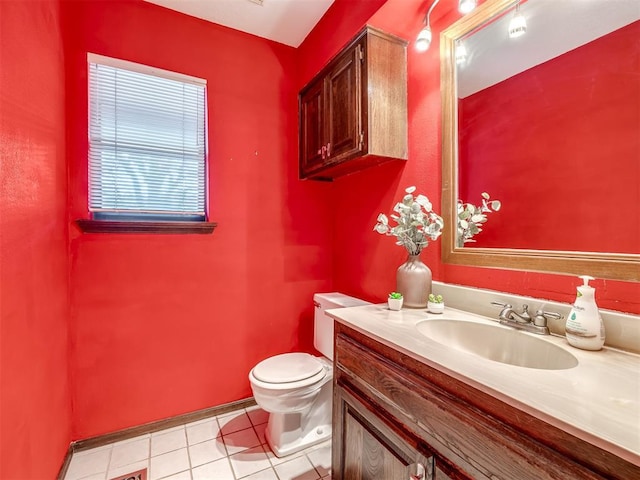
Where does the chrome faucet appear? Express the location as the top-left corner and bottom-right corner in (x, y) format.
(491, 302), (563, 335)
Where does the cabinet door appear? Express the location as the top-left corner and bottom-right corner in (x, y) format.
(335, 386), (433, 480)
(325, 42), (363, 164)
(299, 79), (326, 177)
(434, 466), (454, 480)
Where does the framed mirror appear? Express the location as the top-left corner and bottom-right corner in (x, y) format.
(441, 0), (639, 281)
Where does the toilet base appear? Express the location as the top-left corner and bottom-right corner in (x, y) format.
(264, 379), (332, 458)
(265, 412), (332, 458)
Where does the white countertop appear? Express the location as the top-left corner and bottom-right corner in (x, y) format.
(326, 304), (640, 466)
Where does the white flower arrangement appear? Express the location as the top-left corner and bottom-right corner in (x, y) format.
(374, 186), (444, 255)
(457, 192), (501, 247)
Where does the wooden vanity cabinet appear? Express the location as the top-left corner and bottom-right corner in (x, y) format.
(299, 26), (407, 180)
(332, 322), (640, 480)
(335, 385), (433, 479)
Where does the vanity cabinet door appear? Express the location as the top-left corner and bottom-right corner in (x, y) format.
(299, 79), (326, 176)
(434, 467), (453, 480)
(324, 42), (363, 165)
(334, 385), (433, 480)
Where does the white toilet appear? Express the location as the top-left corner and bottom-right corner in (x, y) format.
(249, 292), (369, 457)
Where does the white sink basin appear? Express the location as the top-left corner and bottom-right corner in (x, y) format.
(416, 319), (578, 370)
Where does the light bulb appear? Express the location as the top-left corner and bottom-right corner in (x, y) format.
(455, 41), (467, 65)
(458, 0), (477, 14)
(509, 4), (527, 38)
(415, 26), (433, 52)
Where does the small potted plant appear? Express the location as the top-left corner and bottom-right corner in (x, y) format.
(388, 292), (404, 311)
(427, 294), (444, 314)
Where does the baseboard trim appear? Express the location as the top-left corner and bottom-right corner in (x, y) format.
(71, 397), (256, 454)
(56, 444), (74, 480)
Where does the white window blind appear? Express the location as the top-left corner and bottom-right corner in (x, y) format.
(88, 54), (207, 221)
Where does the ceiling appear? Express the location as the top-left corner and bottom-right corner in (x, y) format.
(458, 0), (640, 97)
(143, 0), (335, 47)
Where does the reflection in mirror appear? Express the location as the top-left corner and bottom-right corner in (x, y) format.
(441, 0), (640, 281)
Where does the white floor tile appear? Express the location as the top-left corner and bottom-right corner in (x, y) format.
(223, 427), (261, 455)
(188, 437), (227, 467)
(217, 411), (253, 435)
(151, 429), (187, 457)
(152, 425), (185, 435)
(107, 461), (149, 480)
(228, 445), (272, 479)
(186, 418), (220, 446)
(74, 474), (106, 480)
(191, 457), (235, 480)
(306, 443), (331, 477)
(253, 423), (267, 445)
(160, 471), (191, 480)
(74, 444), (113, 457)
(64, 406), (333, 480)
(265, 447), (304, 466)
(243, 468), (279, 480)
(274, 455), (320, 480)
(113, 434), (151, 446)
(110, 437), (150, 469)
(245, 408), (269, 426)
(66, 448), (111, 480)
(149, 448), (190, 480)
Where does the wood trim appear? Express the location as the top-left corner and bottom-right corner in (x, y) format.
(71, 397), (256, 453)
(56, 444), (74, 480)
(439, 0), (640, 282)
(76, 219), (217, 234)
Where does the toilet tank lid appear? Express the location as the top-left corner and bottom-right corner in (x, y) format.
(313, 292), (370, 308)
(253, 353), (323, 384)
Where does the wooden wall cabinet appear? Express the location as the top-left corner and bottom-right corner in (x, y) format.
(299, 26), (407, 181)
(332, 322), (640, 480)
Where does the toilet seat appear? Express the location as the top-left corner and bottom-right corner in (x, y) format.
(250, 353), (328, 390)
(253, 353), (323, 383)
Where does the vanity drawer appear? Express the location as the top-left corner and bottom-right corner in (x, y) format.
(334, 324), (636, 479)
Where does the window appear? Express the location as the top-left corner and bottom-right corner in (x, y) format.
(80, 54), (214, 234)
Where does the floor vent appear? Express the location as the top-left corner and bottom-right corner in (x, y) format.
(109, 469), (147, 480)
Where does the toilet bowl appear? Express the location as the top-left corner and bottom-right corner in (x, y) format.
(248, 293), (369, 457)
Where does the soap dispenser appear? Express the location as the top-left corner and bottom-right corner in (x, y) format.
(565, 275), (605, 351)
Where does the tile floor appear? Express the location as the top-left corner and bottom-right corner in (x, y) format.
(64, 406), (332, 480)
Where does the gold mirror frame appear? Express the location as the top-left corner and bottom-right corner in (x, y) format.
(440, 0), (639, 282)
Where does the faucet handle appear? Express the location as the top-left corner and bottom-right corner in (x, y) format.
(491, 301), (511, 309)
(533, 309), (563, 327)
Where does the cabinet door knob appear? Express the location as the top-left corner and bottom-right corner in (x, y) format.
(321, 145), (327, 159)
(409, 462), (426, 480)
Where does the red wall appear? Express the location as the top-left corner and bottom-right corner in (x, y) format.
(459, 21), (640, 253)
(317, 0), (640, 314)
(0, 0), (72, 477)
(62, 0), (336, 439)
(1, 0), (638, 472)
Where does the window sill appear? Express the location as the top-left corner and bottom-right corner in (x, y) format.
(76, 219), (217, 234)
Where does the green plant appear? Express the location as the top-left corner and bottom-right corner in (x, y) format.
(428, 294), (443, 304)
(457, 192), (501, 247)
(389, 292), (403, 299)
(374, 186), (444, 255)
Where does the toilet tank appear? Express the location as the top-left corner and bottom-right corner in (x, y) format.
(313, 292), (370, 361)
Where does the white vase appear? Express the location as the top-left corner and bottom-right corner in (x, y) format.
(427, 301), (445, 314)
(396, 254), (432, 308)
(388, 297), (403, 311)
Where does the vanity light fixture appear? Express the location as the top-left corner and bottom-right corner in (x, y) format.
(508, 1), (527, 38)
(458, 0), (477, 14)
(455, 40), (468, 65)
(415, 0), (440, 52)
